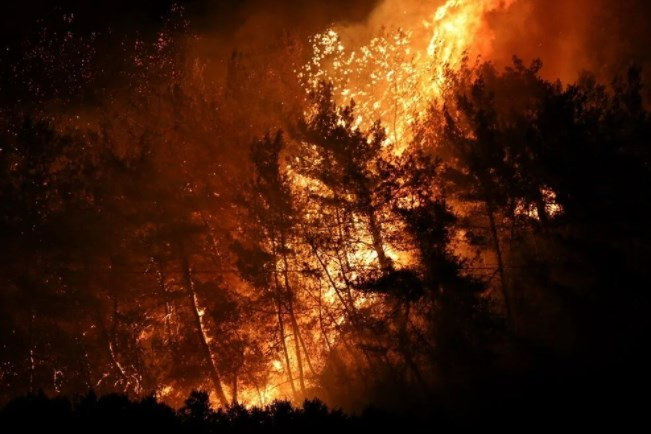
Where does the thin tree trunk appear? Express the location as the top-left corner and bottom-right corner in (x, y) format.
(535, 197), (549, 227)
(286, 297), (309, 390)
(96, 310), (129, 389)
(270, 238), (298, 401)
(396, 302), (426, 388)
(367, 206), (392, 272)
(355, 183), (392, 273)
(154, 260), (175, 346)
(316, 280), (353, 392)
(180, 256), (229, 407)
(318, 211), (390, 373)
(297, 324), (317, 377)
(275, 291), (298, 400)
(486, 202), (514, 329)
(334, 206), (355, 276)
(86, 262), (129, 391)
(305, 230), (355, 324)
(279, 232), (307, 397)
(317, 281), (334, 355)
(306, 230), (377, 370)
(231, 372), (238, 405)
(322, 303), (371, 381)
(256, 383), (264, 407)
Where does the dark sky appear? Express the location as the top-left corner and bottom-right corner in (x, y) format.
(0, 0), (379, 44)
(0, 1), (182, 40)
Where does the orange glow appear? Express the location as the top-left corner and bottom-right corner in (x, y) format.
(300, 0), (516, 152)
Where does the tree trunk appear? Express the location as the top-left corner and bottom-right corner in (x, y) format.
(306, 230), (377, 372)
(155, 261), (175, 345)
(270, 238), (299, 401)
(486, 202), (514, 329)
(96, 309), (129, 389)
(396, 302), (426, 388)
(274, 290), (298, 400)
(180, 256), (229, 407)
(535, 197), (549, 227)
(279, 230), (307, 397)
(367, 206), (392, 272)
(231, 372), (238, 405)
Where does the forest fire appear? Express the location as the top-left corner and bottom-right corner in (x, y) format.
(301, 0), (515, 150)
(1, 0), (651, 430)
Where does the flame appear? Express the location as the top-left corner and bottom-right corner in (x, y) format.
(300, 0), (516, 151)
(249, 1), (520, 408)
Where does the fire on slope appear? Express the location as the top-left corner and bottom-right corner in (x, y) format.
(218, 0), (523, 407)
(156, 0), (548, 409)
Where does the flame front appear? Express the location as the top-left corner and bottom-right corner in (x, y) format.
(227, 0), (520, 407)
(300, 0), (515, 151)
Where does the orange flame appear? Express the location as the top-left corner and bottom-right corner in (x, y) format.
(300, 0), (516, 152)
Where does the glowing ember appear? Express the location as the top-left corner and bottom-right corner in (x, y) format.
(300, 0), (516, 151)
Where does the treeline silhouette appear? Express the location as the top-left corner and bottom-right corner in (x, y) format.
(1, 371), (647, 433)
(1, 391), (352, 433)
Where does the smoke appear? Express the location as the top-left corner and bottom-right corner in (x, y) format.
(486, 0), (651, 83)
(187, 0), (381, 53)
